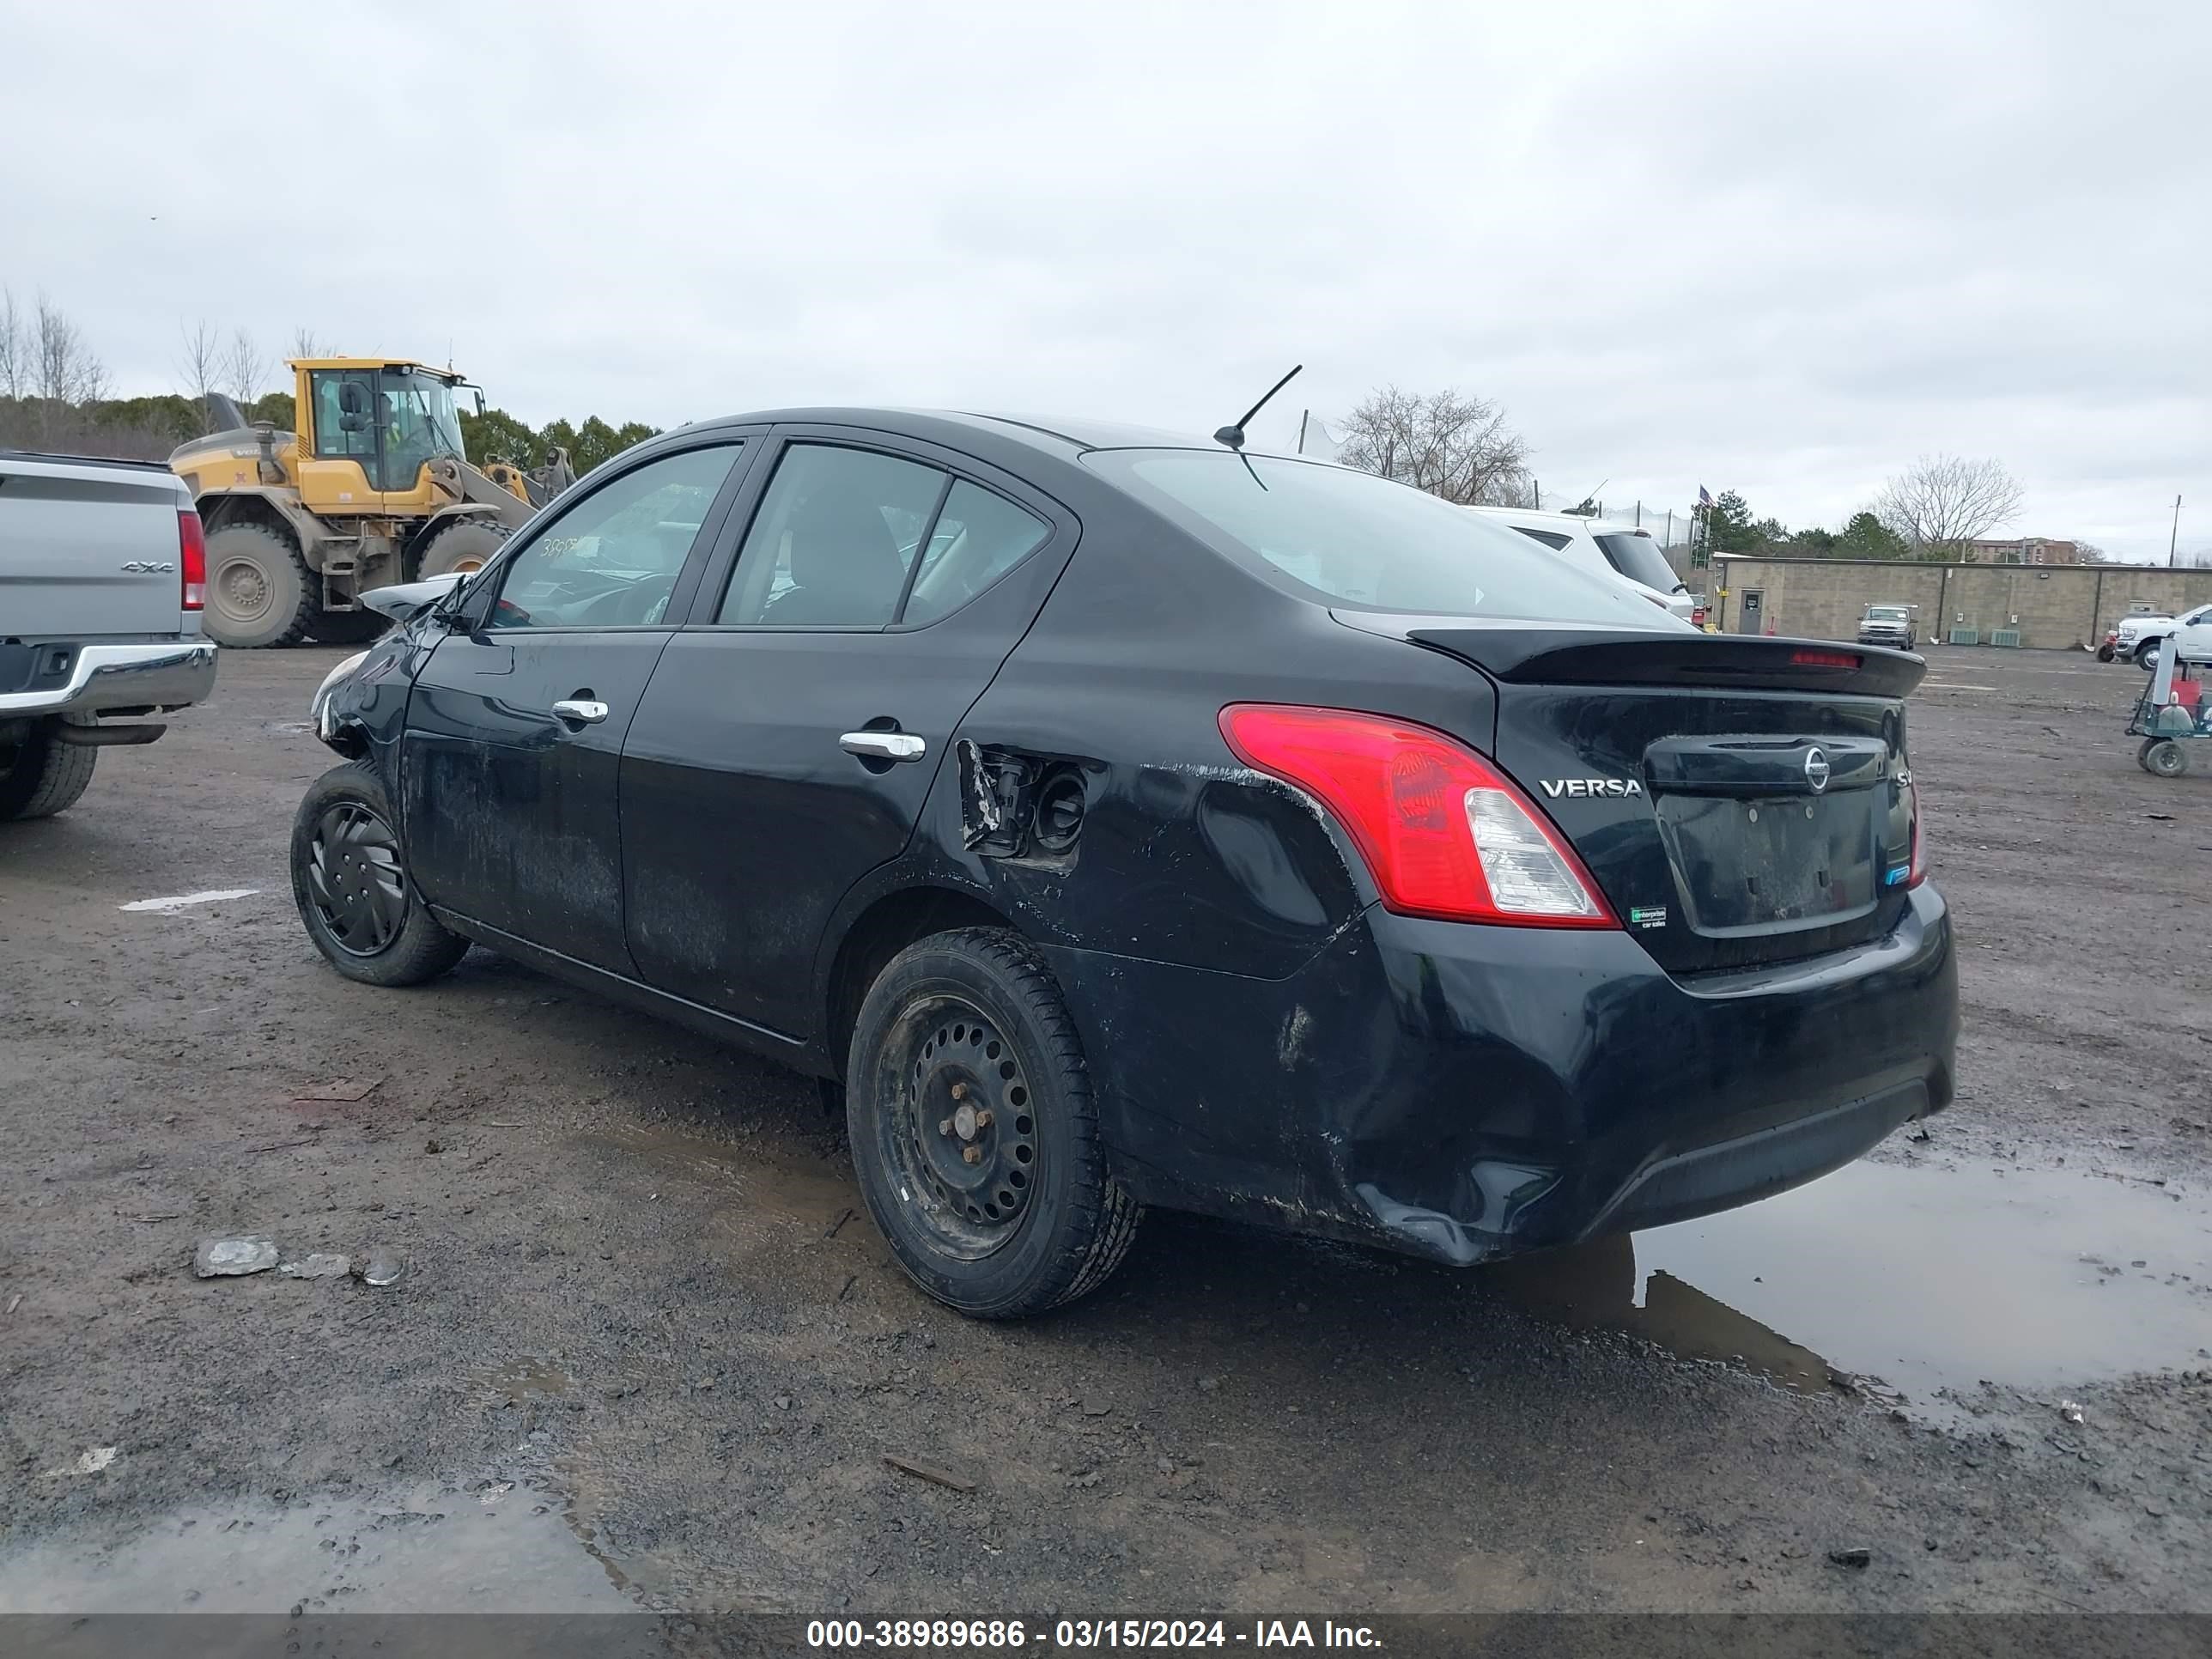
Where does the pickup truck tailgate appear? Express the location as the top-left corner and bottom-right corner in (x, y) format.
(1, 454), (188, 639)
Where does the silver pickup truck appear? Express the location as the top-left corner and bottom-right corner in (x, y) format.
(1, 450), (219, 820)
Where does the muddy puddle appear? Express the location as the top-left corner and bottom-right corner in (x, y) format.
(0, 1481), (635, 1614)
(1486, 1159), (2212, 1411)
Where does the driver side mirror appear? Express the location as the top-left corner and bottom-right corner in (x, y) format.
(360, 571), (468, 623)
(337, 410), (367, 434)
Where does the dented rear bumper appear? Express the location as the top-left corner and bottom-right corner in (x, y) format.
(1044, 883), (1957, 1267)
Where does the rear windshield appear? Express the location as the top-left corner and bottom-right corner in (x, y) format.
(1085, 450), (1670, 626)
(1591, 531), (1684, 594)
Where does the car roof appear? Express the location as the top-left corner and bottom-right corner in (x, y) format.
(1464, 504), (1656, 537)
(662, 407), (1343, 465)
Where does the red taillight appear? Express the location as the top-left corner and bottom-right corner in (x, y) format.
(1790, 647), (1862, 670)
(1217, 704), (1616, 928)
(1691, 606), (1707, 626)
(179, 509), (206, 611)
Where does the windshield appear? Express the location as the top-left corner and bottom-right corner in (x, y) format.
(1590, 531), (1685, 594)
(378, 369), (467, 487)
(1866, 606), (1910, 621)
(1085, 451), (1672, 626)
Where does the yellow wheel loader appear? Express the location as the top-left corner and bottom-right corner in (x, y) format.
(168, 359), (574, 647)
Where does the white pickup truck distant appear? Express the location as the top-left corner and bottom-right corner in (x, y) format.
(1, 450), (219, 820)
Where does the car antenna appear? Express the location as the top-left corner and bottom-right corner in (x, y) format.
(1214, 364), (1302, 452)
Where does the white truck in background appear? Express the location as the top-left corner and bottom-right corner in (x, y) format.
(0, 450), (219, 820)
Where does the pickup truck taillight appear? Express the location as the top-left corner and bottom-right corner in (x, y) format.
(179, 509), (206, 611)
(1691, 605), (1707, 626)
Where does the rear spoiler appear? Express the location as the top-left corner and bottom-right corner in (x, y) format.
(1404, 626), (1927, 699)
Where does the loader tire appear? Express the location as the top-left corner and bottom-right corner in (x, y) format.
(414, 520), (510, 581)
(204, 523), (316, 649)
(0, 717), (99, 822)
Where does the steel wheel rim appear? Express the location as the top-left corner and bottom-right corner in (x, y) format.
(880, 996), (1039, 1261)
(214, 556), (271, 623)
(306, 801), (409, 957)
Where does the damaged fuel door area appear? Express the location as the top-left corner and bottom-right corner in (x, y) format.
(957, 738), (1091, 866)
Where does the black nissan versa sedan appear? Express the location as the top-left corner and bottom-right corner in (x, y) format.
(295, 410), (1957, 1317)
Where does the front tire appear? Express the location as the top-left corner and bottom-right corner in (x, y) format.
(289, 762), (469, 986)
(846, 928), (1140, 1318)
(2140, 738), (2190, 778)
(2137, 641), (2164, 670)
(415, 519), (510, 581)
(0, 718), (97, 821)
(204, 522), (316, 648)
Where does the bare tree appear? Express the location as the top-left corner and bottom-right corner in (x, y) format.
(0, 288), (27, 401)
(1335, 386), (1532, 506)
(33, 293), (108, 405)
(290, 326), (327, 361)
(177, 319), (223, 427)
(223, 328), (270, 402)
(1873, 454), (2024, 559)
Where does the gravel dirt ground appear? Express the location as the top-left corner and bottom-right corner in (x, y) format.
(1, 644), (2207, 1619)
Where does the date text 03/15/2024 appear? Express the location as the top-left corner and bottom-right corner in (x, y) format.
(805, 1620), (1382, 1649)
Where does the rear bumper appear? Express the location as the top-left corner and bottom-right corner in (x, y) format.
(1049, 884), (1957, 1266)
(0, 639), (216, 717)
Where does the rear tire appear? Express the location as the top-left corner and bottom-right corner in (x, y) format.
(415, 519), (510, 581)
(846, 927), (1140, 1318)
(2097, 644), (2116, 662)
(204, 522), (316, 648)
(0, 718), (98, 821)
(2140, 738), (2189, 778)
(289, 761), (469, 987)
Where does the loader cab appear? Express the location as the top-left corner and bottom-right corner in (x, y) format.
(293, 359), (469, 516)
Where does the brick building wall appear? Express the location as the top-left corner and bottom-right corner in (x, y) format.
(1708, 558), (2212, 650)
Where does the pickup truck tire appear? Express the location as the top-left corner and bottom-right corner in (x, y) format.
(0, 718), (98, 821)
(846, 927), (1141, 1318)
(290, 762), (470, 987)
(2097, 643), (2117, 662)
(415, 520), (509, 581)
(2136, 639), (2165, 668)
(205, 523), (316, 649)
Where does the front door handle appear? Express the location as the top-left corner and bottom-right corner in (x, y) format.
(840, 730), (927, 763)
(552, 699), (610, 725)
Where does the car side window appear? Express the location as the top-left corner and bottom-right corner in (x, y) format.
(485, 444), (741, 631)
(718, 444), (946, 627)
(901, 481), (1051, 627)
(1511, 526), (1573, 551)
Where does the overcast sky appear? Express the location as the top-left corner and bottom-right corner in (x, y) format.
(8, 3), (2206, 560)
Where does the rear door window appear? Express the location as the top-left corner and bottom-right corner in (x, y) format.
(900, 481), (1051, 626)
(719, 444), (946, 627)
(1511, 526), (1574, 550)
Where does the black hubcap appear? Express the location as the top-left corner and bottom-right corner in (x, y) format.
(307, 802), (408, 956)
(883, 1004), (1038, 1259)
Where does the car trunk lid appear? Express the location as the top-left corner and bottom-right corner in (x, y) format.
(1370, 619), (1922, 973)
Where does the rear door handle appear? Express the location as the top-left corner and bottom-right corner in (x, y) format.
(552, 699), (610, 725)
(840, 730), (927, 763)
